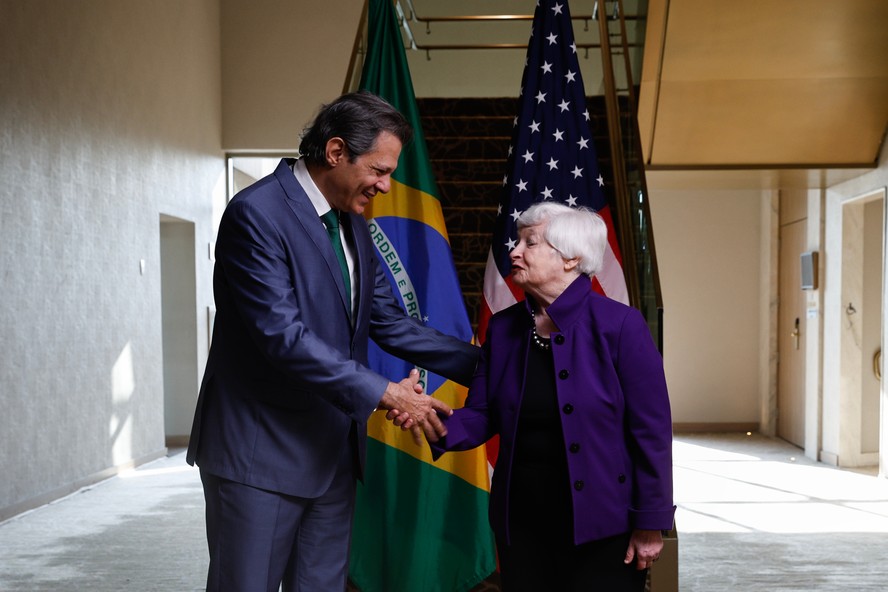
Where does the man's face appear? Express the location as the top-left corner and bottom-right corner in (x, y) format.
(325, 131), (402, 215)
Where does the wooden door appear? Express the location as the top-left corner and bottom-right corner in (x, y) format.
(778, 219), (807, 447)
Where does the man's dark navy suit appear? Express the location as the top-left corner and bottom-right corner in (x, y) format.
(186, 158), (478, 587)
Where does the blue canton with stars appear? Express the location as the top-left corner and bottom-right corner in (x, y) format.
(492, 0), (607, 278)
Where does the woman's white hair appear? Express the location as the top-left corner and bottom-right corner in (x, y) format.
(516, 202), (607, 277)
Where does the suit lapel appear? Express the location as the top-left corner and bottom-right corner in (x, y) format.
(274, 159), (352, 321)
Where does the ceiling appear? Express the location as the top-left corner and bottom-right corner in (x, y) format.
(638, 0), (888, 179)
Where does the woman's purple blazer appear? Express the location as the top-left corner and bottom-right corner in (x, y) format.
(432, 275), (675, 545)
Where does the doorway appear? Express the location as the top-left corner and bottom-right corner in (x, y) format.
(839, 192), (884, 467)
(778, 207), (807, 448)
(159, 215), (198, 448)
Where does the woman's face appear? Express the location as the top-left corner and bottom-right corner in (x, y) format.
(509, 222), (567, 294)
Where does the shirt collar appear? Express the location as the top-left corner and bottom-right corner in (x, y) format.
(293, 158), (334, 218)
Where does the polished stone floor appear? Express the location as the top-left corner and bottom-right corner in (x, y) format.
(675, 432), (888, 591)
(1, 433), (887, 591)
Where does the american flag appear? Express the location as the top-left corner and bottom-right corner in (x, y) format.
(478, 0), (629, 343)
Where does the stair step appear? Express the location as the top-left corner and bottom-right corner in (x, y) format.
(437, 181), (504, 208)
(422, 116), (515, 138)
(416, 97), (518, 117)
(431, 159), (507, 183)
(449, 233), (494, 268)
(443, 206), (497, 235)
(455, 261), (488, 292)
(426, 136), (511, 160)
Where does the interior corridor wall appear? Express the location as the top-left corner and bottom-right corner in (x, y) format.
(821, 145), (888, 469)
(0, 0), (223, 520)
(647, 187), (765, 427)
(220, 0), (366, 150)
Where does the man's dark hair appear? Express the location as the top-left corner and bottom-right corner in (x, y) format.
(299, 91), (413, 166)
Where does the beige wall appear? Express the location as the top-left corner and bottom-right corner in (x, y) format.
(647, 186), (766, 426)
(0, 0), (222, 520)
(220, 0), (366, 151)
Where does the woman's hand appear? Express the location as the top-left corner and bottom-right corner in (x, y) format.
(624, 529), (664, 570)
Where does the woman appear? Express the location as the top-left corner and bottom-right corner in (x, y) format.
(432, 202), (674, 591)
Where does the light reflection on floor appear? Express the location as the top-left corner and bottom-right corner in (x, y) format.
(674, 432), (888, 591)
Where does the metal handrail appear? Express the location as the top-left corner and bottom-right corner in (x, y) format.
(410, 42), (642, 61)
(399, 0), (644, 25)
(613, 0), (665, 321)
(596, 0), (664, 347)
(597, 0), (640, 310)
(395, 0), (644, 55)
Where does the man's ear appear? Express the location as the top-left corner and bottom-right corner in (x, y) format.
(325, 137), (346, 167)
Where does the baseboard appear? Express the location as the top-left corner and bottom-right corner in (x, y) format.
(673, 422), (759, 434)
(165, 435), (190, 448)
(819, 450), (839, 466)
(0, 448), (167, 525)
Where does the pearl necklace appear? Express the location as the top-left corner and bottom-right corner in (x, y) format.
(530, 308), (551, 351)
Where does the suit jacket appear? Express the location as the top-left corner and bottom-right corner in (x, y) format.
(431, 275), (675, 545)
(187, 158), (478, 498)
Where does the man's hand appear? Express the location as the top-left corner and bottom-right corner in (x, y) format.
(378, 369), (452, 445)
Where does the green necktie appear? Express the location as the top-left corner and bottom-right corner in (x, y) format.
(320, 210), (351, 308)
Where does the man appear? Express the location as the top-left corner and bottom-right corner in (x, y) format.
(186, 91), (479, 592)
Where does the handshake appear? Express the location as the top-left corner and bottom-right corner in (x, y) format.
(377, 369), (452, 446)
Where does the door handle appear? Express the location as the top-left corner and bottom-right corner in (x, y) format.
(791, 318), (800, 350)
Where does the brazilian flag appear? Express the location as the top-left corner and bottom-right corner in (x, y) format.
(348, 0), (497, 591)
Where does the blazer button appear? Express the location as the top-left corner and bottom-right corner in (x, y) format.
(574, 480), (584, 491)
(562, 404), (574, 414)
(554, 335), (565, 345)
(559, 369), (570, 379)
(569, 442), (580, 453)
(618, 474), (626, 483)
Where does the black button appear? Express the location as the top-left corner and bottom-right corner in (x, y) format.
(554, 335), (565, 345)
(563, 404), (574, 414)
(618, 474), (626, 483)
(559, 369), (570, 379)
(574, 480), (584, 491)
(569, 443), (580, 453)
